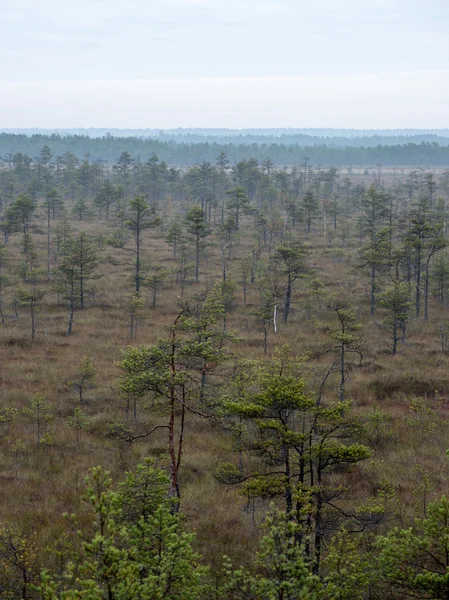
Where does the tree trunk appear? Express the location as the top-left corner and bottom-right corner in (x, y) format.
(67, 280), (75, 336)
(47, 209), (51, 281)
(283, 277), (292, 323)
(416, 243), (421, 316)
(313, 472), (323, 575)
(370, 264), (376, 315)
(195, 235), (199, 282)
(393, 318), (397, 355)
(31, 302), (36, 341)
(425, 253), (433, 321)
(135, 233), (141, 293)
(340, 343), (345, 401)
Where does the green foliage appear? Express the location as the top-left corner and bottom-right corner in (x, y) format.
(72, 198), (91, 220)
(318, 297), (363, 401)
(122, 196), (161, 293)
(0, 523), (39, 599)
(274, 241), (310, 323)
(6, 193), (35, 235)
(364, 404), (392, 446)
(37, 462), (208, 599)
(322, 529), (371, 600)
(22, 393), (54, 447)
(44, 187), (64, 219)
(214, 462), (246, 485)
(0, 407), (18, 437)
(302, 188), (318, 233)
(67, 356), (96, 404)
(377, 495), (449, 599)
(17, 268), (44, 340)
(165, 219), (184, 257)
(66, 407), (90, 445)
(119, 299), (233, 499)
(407, 397), (438, 439)
(53, 232), (102, 333)
(432, 252), (449, 307)
(222, 508), (322, 600)
(184, 205), (210, 282)
(70, 233), (102, 309)
(378, 280), (411, 353)
(226, 186), (252, 229)
(144, 264), (168, 307)
(218, 350), (371, 572)
(124, 292), (143, 339)
(116, 458), (172, 522)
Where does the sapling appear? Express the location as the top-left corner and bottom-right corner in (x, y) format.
(22, 393), (54, 447)
(67, 356), (96, 404)
(17, 268), (44, 341)
(66, 406), (90, 445)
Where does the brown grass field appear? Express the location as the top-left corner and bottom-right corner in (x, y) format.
(1, 176), (449, 576)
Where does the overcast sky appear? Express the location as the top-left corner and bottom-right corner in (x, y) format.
(1, 0), (448, 129)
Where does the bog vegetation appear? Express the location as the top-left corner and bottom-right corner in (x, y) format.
(1, 144), (449, 598)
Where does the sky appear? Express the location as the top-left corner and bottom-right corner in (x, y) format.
(1, 0), (449, 129)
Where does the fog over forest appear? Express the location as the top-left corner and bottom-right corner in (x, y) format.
(2, 129), (449, 166)
(3, 127), (449, 144)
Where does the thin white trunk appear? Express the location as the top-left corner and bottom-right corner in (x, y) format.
(273, 304), (277, 334)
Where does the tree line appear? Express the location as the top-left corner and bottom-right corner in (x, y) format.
(2, 133), (449, 165)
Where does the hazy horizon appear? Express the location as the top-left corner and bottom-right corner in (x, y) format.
(2, 0), (448, 129)
(3, 126), (449, 140)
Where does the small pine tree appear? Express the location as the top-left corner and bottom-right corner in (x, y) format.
(67, 356), (96, 404)
(222, 508), (322, 599)
(378, 281), (411, 354)
(22, 393), (54, 447)
(124, 292), (143, 339)
(66, 406), (90, 445)
(17, 268), (44, 341)
(37, 463), (208, 599)
(377, 495), (449, 599)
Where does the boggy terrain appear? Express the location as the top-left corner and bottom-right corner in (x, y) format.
(1, 149), (449, 598)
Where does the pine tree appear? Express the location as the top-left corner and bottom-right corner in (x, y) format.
(222, 508), (322, 600)
(71, 232), (102, 309)
(38, 462), (208, 599)
(319, 297), (363, 402)
(274, 241), (309, 323)
(125, 196), (160, 294)
(67, 356), (96, 404)
(17, 268), (44, 341)
(217, 349), (371, 573)
(378, 281), (412, 354)
(66, 406), (89, 445)
(303, 188), (318, 234)
(184, 205), (210, 282)
(22, 393), (54, 447)
(226, 185), (252, 229)
(377, 495), (449, 599)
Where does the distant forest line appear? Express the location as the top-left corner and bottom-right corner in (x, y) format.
(2, 132), (449, 166)
(4, 127), (449, 143)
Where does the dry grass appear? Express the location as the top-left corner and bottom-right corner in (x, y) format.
(1, 195), (449, 571)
